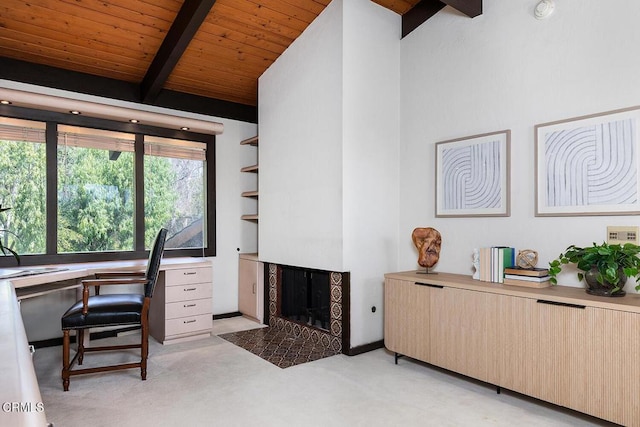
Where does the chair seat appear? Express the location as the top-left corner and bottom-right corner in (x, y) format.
(61, 294), (144, 330)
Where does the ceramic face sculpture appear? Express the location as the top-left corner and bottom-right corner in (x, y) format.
(412, 227), (442, 269)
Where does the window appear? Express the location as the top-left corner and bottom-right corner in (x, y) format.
(144, 136), (206, 250)
(0, 118), (47, 256)
(57, 126), (135, 253)
(0, 109), (215, 267)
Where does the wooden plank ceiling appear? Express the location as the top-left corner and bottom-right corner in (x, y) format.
(0, 0), (477, 120)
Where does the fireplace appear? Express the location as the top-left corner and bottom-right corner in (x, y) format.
(268, 264), (348, 353)
(281, 267), (330, 330)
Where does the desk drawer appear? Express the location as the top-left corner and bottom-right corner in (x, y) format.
(165, 267), (212, 286)
(165, 281), (212, 303)
(165, 313), (212, 337)
(165, 298), (211, 320)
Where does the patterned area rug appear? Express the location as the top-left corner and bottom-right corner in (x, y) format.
(219, 327), (340, 368)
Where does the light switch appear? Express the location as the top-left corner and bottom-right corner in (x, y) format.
(607, 226), (640, 245)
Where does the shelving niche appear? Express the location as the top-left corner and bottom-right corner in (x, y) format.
(239, 135), (262, 322)
(240, 135), (258, 221)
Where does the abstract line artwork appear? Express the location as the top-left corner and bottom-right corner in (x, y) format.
(536, 107), (640, 216)
(436, 130), (510, 217)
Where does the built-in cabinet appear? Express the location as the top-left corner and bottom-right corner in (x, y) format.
(150, 263), (213, 344)
(238, 253), (264, 322)
(384, 271), (640, 427)
(240, 135), (258, 221)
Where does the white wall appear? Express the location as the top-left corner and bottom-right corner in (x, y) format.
(258, 0), (400, 347)
(211, 119), (258, 314)
(0, 81), (257, 339)
(399, 0), (640, 291)
(258, 2), (345, 271)
(342, 0), (400, 346)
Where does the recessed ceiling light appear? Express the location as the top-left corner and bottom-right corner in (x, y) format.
(180, 127), (189, 131)
(70, 110), (81, 115)
(0, 100), (11, 105)
(130, 119), (139, 123)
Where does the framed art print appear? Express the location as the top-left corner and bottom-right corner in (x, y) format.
(435, 130), (510, 217)
(535, 106), (640, 216)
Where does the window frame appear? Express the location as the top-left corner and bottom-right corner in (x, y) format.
(0, 105), (216, 267)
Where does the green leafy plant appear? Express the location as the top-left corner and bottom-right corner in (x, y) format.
(0, 205), (20, 264)
(549, 242), (640, 292)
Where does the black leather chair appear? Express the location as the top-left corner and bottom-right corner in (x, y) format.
(61, 228), (167, 391)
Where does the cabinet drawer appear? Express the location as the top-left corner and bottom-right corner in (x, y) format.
(165, 267), (212, 286)
(165, 298), (211, 320)
(165, 313), (212, 337)
(165, 281), (212, 303)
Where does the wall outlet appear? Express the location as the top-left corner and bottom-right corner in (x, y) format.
(607, 226), (639, 245)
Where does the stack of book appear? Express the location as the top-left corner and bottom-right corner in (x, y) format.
(503, 266), (551, 288)
(478, 246), (515, 283)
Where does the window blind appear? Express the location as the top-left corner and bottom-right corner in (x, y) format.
(58, 125), (135, 152)
(0, 117), (46, 144)
(144, 136), (206, 161)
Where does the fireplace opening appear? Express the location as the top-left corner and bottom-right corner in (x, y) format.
(281, 267), (330, 331)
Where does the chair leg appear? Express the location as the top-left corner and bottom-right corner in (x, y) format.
(77, 329), (85, 365)
(141, 321), (149, 380)
(62, 330), (70, 391)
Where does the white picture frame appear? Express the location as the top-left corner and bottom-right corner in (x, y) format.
(535, 106), (640, 216)
(435, 130), (511, 217)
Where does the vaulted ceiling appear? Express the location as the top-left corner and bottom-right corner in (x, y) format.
(0, 0), (479, 123)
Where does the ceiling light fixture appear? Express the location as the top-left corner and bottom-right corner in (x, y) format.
(0, 86), (224, 135)
(534, 0), (555, 19)
(180, 127), (190, 131)
(129, 119), (139, 123)
(70, 110), (81, 115)
(0, 100), (11, 105)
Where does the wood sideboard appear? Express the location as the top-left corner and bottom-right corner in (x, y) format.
(384, 270), (640, 426)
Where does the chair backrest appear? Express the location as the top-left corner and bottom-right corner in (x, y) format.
(145, 228), (168, 298)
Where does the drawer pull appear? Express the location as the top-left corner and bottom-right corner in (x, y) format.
(537, 299), (586, 309)
(183, 319), (197, 324)
(415, 282), (444, 289)
(184, 303), (196, 308)
(184, 287), (197, 291)
(183, 271), (197, 276)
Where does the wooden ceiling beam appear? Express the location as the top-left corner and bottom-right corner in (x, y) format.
(402, 0), (482, 38)
(444, 0), (482, 18)
(402, 0), (446, 38)
(140, 0), (217, 104)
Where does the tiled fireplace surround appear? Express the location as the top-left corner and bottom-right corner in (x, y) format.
(267, 263), (349, 353)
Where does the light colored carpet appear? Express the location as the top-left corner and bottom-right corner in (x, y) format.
(34, 317), (612, 427)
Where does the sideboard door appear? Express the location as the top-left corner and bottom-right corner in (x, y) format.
(384, 278), (431, 361)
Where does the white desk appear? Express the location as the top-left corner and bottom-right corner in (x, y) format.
(0, 257), (212, 427)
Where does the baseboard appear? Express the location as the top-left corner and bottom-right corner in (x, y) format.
(30, 326), (141, 349)
(33, 314), (243, 348)
(343, 340), (384, 356)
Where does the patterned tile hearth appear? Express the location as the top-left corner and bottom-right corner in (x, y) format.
(219, 327), (340, 368)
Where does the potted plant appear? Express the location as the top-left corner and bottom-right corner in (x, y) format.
(0, 205), (20, 265)
(549, 242), (640, 297)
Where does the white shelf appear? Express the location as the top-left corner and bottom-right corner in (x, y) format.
(240, 164), (258, 173)
(240, 136), (259, 146)
(241, 135), (259, 222)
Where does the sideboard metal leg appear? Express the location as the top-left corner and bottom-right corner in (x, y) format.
(394, 352), (404, 364)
